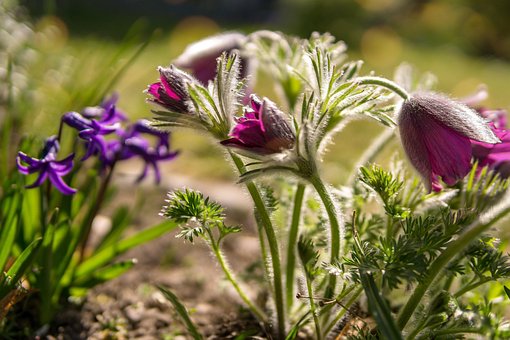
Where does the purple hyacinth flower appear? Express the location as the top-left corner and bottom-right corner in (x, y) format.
(63, 95), (125, 162)
(81, 93), (127, 124)
(174, 32), (248, 85)
(471, 108), (510, 177)
(116, 120), (179, 183)
(16, 136), (76, 195)
(397, 92), (500, 192)
(146, 66), (194, 113)
(220, 95), (295, 156)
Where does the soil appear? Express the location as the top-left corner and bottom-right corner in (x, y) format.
(42, 167), (274, 339)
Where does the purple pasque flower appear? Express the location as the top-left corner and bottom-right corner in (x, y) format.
(113, 120), (179, 183)
(174, 32), (248, 85)
(397, 92), (500, 192)
(146, 66), (194, 113)
(16, 136), (77, 195)
(220, 95), (295, 156)
(471, 108), (510, 177)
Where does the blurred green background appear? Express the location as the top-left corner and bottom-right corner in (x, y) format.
(8, 0), (510, 185)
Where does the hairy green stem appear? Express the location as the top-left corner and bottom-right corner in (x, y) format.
(356, 76), (410, 101)
(229, 152), (286, 338)
(323, 286), (363, 335)
(454, 277), (492, 298)
(209, 233), (267, 322)
(397, 204), (510, 330)
(415, 327), (484, 339)
(286, 183), (306, 310)
(309, 175), (343, 297)
(304, 275), (322, 340)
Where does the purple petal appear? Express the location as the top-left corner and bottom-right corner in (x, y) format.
(63, 111), (92, 131)
(17, 152), (42, 169)
(160, 75), (181, 101)
(48, 171), (77, 195)
(25, 170), (49, 189)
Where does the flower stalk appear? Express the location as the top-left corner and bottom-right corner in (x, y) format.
(206, 229), (267, 322)
(286, 183), (306, 311)
(308, 174), (343, 297)
(229, 151), (286, 338)
(356, 76), (410, 101)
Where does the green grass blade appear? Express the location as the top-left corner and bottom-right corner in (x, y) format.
(73, 259), (136, 288)
(360, 273), (403, 340)
(74, 220), (178, 279)
(157, 285), (203, 340)
(0, 212), (18, 271)
(6, 237), (42, 285)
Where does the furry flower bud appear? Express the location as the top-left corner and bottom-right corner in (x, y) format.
(220, 95), (295, 156)
(397, 92), (499, 191)
(146, 66), (193, 113)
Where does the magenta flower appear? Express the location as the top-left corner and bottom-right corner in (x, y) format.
(220, 95), (295, 156)
(17, 136), (76, 195)
(146, 66), (193, 113)
(174, 32), (247, 85)
(471, 109), (510, 178)
(398, 92), (499, 191)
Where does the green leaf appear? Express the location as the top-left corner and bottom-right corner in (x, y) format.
(360, 272), (403, 340)
(74, 220), (178, 279)
(504, 286), (510, 299)
(157, 285), (203, 340)
(0, 191), (20, 271)
(73, 259), (136, 289)
(4, 237), (42, 288)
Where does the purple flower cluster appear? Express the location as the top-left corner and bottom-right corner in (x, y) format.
(17, 95), (178, 194)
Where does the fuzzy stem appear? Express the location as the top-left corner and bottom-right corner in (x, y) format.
(309, 174), (343, 297)
(286, 183), (306, 310)
(397, 204), (510, 330)
(304, 275), (322, 340)
(415, 327), (484, 339)
(229, 152), (286, 339)
(323, 286), (363, 335)
(208, 232), (267, 322)
(356, 76), (410, 101)
(454, 277), (492, 298)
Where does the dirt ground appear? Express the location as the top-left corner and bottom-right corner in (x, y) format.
(46, 167), (275, 339)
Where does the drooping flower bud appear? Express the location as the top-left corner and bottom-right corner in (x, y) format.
(174, 32), (248, 85)
(146, 66), (193, 113)
(220, 95), (295, 156)
(397, 92), (500, 191)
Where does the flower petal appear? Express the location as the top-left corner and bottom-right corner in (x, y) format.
(48, 171), (77, 195)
